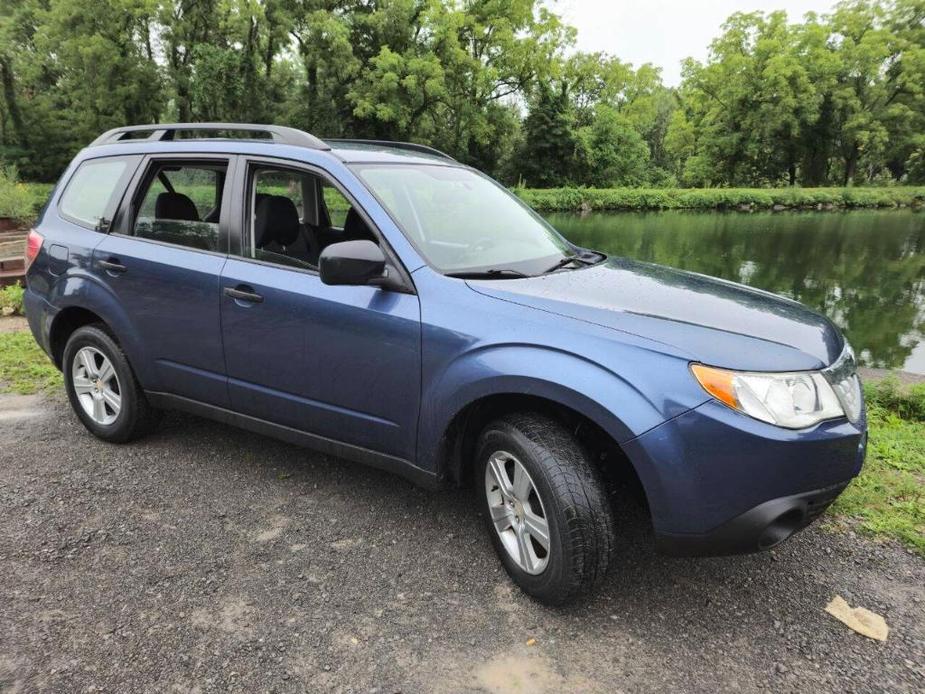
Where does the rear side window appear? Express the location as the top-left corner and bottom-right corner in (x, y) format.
(58, 156), (139, 230)
(131, 161), (228, 252)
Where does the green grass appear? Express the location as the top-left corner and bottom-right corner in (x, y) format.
(827, 378), (925, 555)
(0, 330), (62, 394)
(830, 396), (925, 556)
(513, 186), (925, 212)
(0, 323), (922, 553)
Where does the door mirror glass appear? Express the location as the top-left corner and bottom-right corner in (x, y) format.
(319, 240), (386, 286)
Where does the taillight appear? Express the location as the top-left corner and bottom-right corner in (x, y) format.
(25, 229), (43, 271)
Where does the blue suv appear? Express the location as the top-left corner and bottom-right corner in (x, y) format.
(24, 123), (867, 604)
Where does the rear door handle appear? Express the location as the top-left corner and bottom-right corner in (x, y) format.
(224, 285), (264, 304)
(98, 258), (127, 273)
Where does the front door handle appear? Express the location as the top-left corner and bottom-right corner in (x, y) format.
(98, 258), (126, 273)
(224, 285), (264, 304)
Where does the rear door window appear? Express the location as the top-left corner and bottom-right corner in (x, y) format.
(131, 161), (228, 252)
(58, 156), (140, 230)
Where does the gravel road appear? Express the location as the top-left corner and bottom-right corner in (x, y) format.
(1, 392), (923, 693)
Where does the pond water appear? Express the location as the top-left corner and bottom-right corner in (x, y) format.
(546, 210), (925, 375)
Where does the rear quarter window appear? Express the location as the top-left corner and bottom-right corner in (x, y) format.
(58, 156), (140, 230)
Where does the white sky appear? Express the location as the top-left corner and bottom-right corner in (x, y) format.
(556, 0), (838, 86)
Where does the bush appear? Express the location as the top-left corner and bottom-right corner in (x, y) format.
(0, 283), (24, 316)
(0, 165), (34, 219)
(864, 378), (925, 422)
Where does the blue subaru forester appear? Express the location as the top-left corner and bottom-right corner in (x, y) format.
(24, 123), (867, 604)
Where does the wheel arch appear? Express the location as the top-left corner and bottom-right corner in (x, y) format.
(49, 306), (106, 368)
(433, 389), (651, 521)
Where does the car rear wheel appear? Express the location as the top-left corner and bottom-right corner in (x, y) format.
(476, 412), (616, 605)
(63, 325), (158, 443)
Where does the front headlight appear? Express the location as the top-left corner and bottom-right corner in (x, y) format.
(691, 345), (862, 429)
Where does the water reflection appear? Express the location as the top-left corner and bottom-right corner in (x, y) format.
(547, 210), (925, 374)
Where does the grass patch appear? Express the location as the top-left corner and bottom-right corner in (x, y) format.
(829, 380), (925, 556)
(0, 330), (61, 394)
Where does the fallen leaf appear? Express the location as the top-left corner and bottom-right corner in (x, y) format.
(525, 638), (536, 646)
(824, 595), (889, 641)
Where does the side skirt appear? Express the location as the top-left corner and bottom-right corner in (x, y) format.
(145, 391), (442, 489)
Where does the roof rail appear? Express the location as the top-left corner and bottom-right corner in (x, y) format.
(325, 139), (456, 162)
(89, 123), (331, 150)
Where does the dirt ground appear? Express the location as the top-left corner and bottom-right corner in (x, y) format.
(1, 393), (923, 693)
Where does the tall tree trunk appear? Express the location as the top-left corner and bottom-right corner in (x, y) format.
(0, 57), (28, 146)
(843, 143), (859, 186)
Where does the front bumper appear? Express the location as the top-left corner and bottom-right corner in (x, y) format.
(655, 481), (849, 556)
(623, 399), (866, 555)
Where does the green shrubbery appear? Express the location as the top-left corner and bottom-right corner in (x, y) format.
(0, 166), (36, 219)
(0, 284), (24, 316)
(864, 378), (925, 422)
(514, 186), (925, 212)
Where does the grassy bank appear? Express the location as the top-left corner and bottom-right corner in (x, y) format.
(514, 186), (925, 212)
(14, 183), (925, 219)
(1, 322), (921, 554)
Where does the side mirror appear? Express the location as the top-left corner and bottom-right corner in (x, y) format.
(319, 240), (388, 287)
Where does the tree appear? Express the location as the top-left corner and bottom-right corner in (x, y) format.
(515, 83), (577, 187)
(575, 104), (649, 187)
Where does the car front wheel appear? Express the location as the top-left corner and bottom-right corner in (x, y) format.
(477, 413), (616, 605)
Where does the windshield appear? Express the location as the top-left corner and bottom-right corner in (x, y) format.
(353, 164), (572, 275)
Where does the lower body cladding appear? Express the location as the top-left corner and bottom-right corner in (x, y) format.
(623, 399), (867, 556)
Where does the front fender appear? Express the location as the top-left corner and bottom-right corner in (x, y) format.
(48, 271), (156, 388)
(417, 343), (697, 473)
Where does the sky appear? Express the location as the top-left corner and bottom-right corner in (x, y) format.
(556, 0), (838, 86)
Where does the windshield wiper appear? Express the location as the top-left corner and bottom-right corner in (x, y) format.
(445, 268), (529, 279)
(544, 255), (585, 273)
(544, 251), (605, 274)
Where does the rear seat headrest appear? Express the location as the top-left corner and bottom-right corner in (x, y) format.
(155, 192), (200, 222)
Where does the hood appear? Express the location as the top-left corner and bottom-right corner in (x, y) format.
(467, 257), (844, 372)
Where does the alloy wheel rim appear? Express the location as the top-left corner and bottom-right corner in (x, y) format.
(72, 346), (121, 426)
(484, 450), (550, 575)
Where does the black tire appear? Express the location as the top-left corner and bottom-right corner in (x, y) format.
(62, 324), (158, 443)
(476, 412), (616, 605)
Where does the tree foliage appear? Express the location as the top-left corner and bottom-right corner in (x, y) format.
(0, 0), (923, 187)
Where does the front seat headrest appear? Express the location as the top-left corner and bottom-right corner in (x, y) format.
(342, 207), (377, 243)
(255, 195), (300, 248)
(155, 192), (200, 222)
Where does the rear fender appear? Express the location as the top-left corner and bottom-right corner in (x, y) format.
(47, 271), (155, 387)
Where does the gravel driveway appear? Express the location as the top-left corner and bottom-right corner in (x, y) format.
(1, 392), (923, 693)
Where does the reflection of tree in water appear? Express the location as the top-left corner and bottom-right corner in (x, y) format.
(550, 211), (925, 370)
